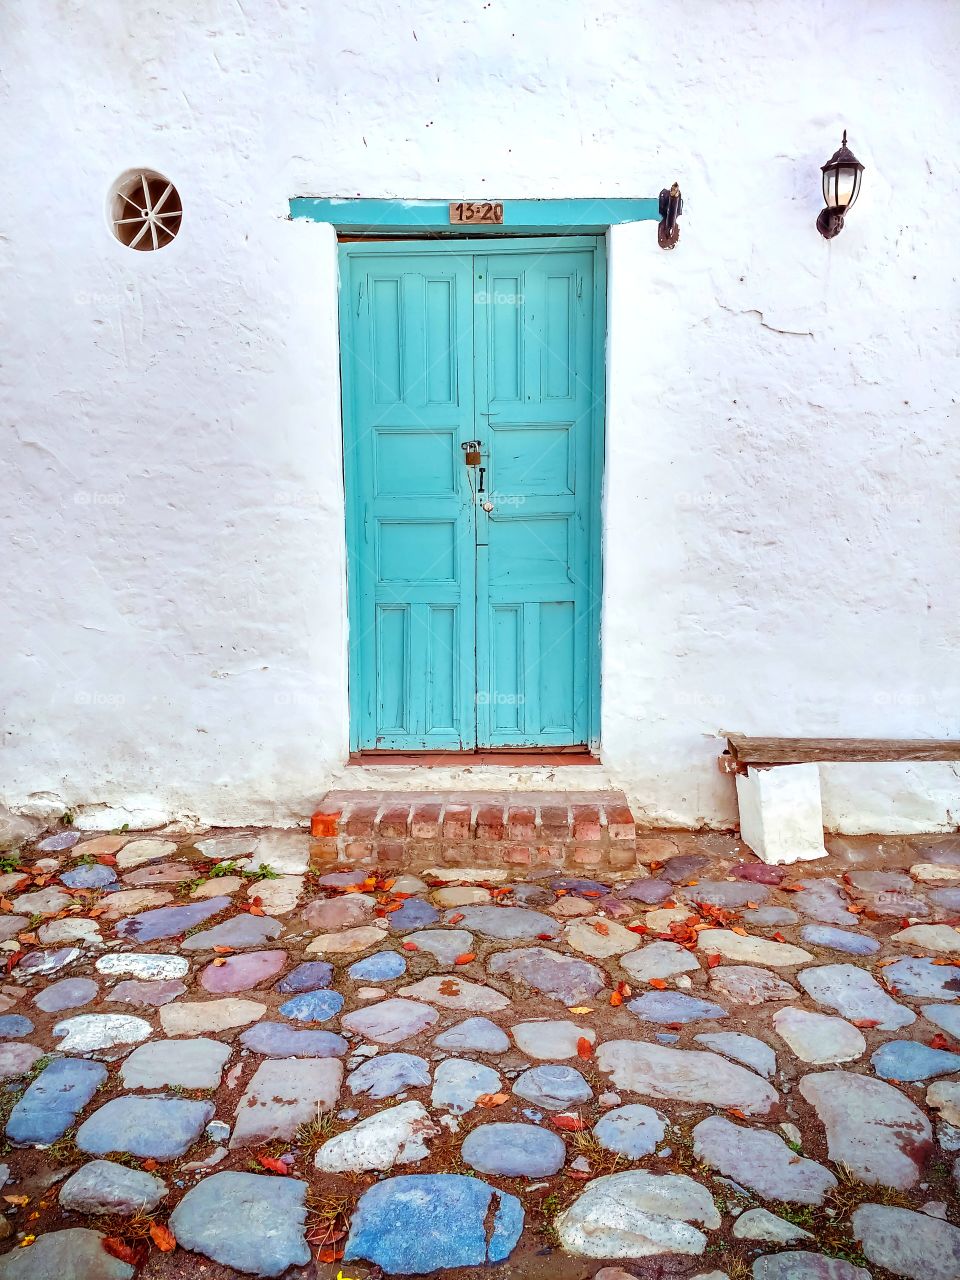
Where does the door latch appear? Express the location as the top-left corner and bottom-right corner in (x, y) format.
(461, 440), (482, 466)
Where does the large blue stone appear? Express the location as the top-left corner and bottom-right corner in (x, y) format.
(349, 951), (407, 982)
(0, 1016), (33, 1040)
(347, 1053), (431, 1099)
(170, 1171), (309, 1277)
(114, 897), (231, 942)
(60, 863), (118, 890)
(239, 1022), (347, 1057)
(627, 991), (728, 1024)
(6, 1058), (107, 1144)
(276, 961), (334, 994)
(278, 990), (344, 1023)
(387, 899), (439, 932)
(461, 1122), (565, 1176)
(923, 1005), (960, 1038)
(800, 925), (880, 957)
(883, 957), (960, 1001)
(344, 1174), (523, 1273)
(77, 1096), (215, 1159)
(871, 1039), (960, 1082)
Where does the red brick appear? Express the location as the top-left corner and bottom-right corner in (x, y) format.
(343, 839), (373, 861)
(572, 804), (602, 841)
(476, 805), (505, 842)
(308, 837), (339, 857)
(311, 809), (340, 839)
(604, 803), (636, 842)
(378, 840), (405, 864)
(571, 844), (603, 866)
(540, 805), (570, 839)
(504, 843), (532, 864)
(533, 843), (565, 866)
(345, 806), (378, 838)
(608, 844), (638, 870)
(410, 803), (441, 840)
(506, 807), (536, 840)
(442, 805), (473, 842)
(378, 806), (410, 838)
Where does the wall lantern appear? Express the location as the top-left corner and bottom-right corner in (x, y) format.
(658, 183), (682, 249)
(817, 130), (865, 239)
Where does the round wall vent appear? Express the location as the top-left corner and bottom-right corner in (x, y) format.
(110, 170), (182, 250)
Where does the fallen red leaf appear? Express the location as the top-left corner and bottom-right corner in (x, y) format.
(315, 1244), (346, 1263)
(248, 904), (265, 917)
(453, 953), (475, 965)
(476, 1092), (509, 1107)
(706, 953), (721, 969)
(103, 1238), (148, 1266)
(149, 1221), (177, 1252)
(576, 1036), (593, 1060)
(5, 951), (24, 973)
(772, 932), (788, 943)
(142, 1158), (159, 1172)
(648, 978), (668, 990)
(536, 933), (554, 940)
(402, 940), (419, 951)
(930, 1033), (953, 1050)
(727, 1107), (748, 1119)
(616, 980), (632, 997)
(258, 1155), (289, 1175)
(448, 912), (465, 925)
(212, 945), (234, 955)
(609, 990), (623, 1006)
(852, 1018), (880, 1028)
(591, 921), (610, 936)
(95, 853), (118, 866)
(551, 1114), (588, 1132)
(438, 979), (460, 996)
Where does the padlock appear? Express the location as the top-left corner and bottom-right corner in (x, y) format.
(461, 440), (482, 466)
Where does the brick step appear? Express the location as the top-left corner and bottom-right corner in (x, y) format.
(310, 790), (640, 870)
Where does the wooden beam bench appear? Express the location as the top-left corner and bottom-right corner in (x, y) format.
(719, 733), (960, 866)
(720, 733), (960, 772)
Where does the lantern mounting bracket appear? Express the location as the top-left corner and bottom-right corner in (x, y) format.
(657, 183), (682, 249)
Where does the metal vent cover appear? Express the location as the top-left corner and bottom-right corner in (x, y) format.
(110, 170), (182, 251)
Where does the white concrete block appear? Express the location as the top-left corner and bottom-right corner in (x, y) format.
(736, 764), (827, 866)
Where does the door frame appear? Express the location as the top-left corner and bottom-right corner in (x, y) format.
(337, 234), (607, 754)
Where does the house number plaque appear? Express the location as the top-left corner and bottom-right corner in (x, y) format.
(449, 201), (504, 224)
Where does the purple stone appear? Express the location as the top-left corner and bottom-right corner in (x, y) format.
(107, 979), (186, 1007)
(660, 854), (711, 883)
(551, 878), (610, 894)
(33, 977), (99, 1013)
(201, 950), (287, 993)
(684, 881), (769, 909)
(618, 879), (674, 904)
(115, 896), (231, 942)
(931, 887), (960, 912)
(60, 864), (117, 890)
(277, 961), (334, 993)
(387, 898), (440, 932)
(731, 863), (785, 885)
(239, 1022), (348, 1057)
(596, 894), (633, 920)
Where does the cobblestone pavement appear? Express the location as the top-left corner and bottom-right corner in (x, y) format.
(0, 826), (957, 1280)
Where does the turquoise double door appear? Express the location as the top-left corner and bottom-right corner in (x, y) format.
(340, 237), (605, 751)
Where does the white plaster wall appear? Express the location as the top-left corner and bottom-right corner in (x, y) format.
(1, 0), (958, 830)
